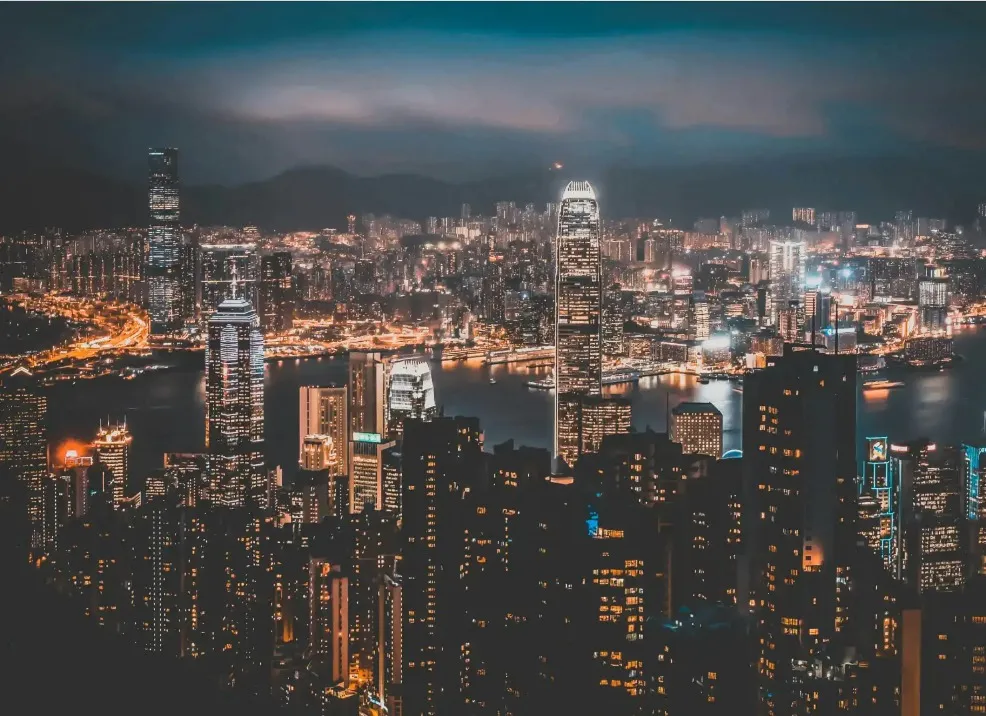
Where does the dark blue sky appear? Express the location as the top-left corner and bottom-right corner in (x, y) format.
(3, 3), (985, 183)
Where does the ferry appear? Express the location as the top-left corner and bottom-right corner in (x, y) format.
(863, 379), (904, 390)
(489, 377), (497, 385)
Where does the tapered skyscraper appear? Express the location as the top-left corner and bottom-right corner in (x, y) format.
(205, 292), (266, 507)
(147, 148), (181, 335)
(554, 180), (602, 468)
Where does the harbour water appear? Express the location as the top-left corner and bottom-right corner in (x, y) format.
(42, 327), (986, 486)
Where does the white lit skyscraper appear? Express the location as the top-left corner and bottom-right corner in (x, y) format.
(147, 148), (181, 335)
(768, 240), (806, 325)
(555, 180), (602, 468)
(205, 291), (265, 507)
(386, 357), (437, 439)
(93, 421), (132, 508)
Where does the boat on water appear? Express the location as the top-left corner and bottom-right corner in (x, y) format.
(489, 377), (497, 385)
(863, 379), (905, 390)
(697, 377), (710, 384)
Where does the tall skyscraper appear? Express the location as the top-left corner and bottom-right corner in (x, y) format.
(299, 385), (348, 476)
(670, 402), (723, 457)
(308, 558), (350, 687)
(0, 368), (48, 548)
(555, 180), (602, 469)
(258, 252), (294, 333)
(768, 240), (806, 325)
(205, 293), (265, 508)
(147, 148), (181, 335)
(387, 357), (437, 439)
(350, 433), (397, 513)
(93, 421), (132, 509)
(601, 283), (624, 357)
(483, 252), (505, 324)
(742, 346), (857, 713)
(349, 352), (386, 438)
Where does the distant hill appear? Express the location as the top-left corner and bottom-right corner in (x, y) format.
(2, 154), (984, 233)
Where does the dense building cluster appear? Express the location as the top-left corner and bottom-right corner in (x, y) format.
(3, 150), (986, 716)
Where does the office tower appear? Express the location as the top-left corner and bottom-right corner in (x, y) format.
(601, 283), (624, 357)
(768, 240), (806, 325)
(299, 385), (348, 476)
(895, 440), (966, 593)
(259, 252), (294, 333)
(177, 241), (197, 323)
(350, 432), (397, 513)
(387, 357), (437, 439)
(381, 444), (402, 517)
(147, 148), (181, 335)
(859, 437), (899, 572)
(792, 207), (816, 226)
(577, 395), (631, 457)
(555, 180), (602, 468)
(961, 444), (986, 574)
(402, 416), (484, 716)
(93, 421), (132, 509)
(918, 271), (949, 334)
(349, 352), (387, 439)
(670, 402), (724, 457)
(205, 293), (265, 508)
(483, 252), (505, 324)
(742, 346), (857, 713)
(199, 243), (259, 319)
(308, 558), (350, 687)
(688, 291), (710, 341)
(302, 434), (338, 473)
(0, 369), (48, 548)
(802, 288), (832, 334)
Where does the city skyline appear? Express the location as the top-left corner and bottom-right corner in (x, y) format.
(3, 5), (986, 716)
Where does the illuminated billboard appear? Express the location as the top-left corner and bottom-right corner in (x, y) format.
(353, 432), (382, 444)
(867, 437), (888, 463)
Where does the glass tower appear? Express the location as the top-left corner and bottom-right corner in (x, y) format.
(554, 180), (601, 469)
(205, 294), (265, 507)
(147, 148), (181, 335)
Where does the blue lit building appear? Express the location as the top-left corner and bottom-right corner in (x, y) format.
(860, 437), (899, 573)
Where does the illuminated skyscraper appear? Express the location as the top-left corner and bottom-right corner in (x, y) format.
(742, 346), (857, 713)
(387, 357), (437, 439)
(768, 240), (806, 325)
(205, 293), (265, 507)
(299, 385), (348, 476)
(555, 180), (601, 468)
(349, 352), (387, 439)
(147, 148), (181, 335)
(350, 433), (397, 513)
(258, 251), (294, 333)
(483, 252), (505, 324)
(93, 421), (132, 509)
(601, 283), (625, 357)
(670, 402), (723, 457)
(308, 558), (350, 687)
(0, 368), (48, 547)
(918, 270), (949, 334)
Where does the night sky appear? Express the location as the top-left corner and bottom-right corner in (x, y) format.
(3, 3), (986, 184)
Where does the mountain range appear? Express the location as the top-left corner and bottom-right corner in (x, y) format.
(2, 154), (985, 233)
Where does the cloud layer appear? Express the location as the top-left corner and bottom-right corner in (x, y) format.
(2, 6), (986, 182)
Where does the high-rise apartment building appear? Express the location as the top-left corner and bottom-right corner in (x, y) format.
(792, 207), (816, 226)
(742, 346), (857, 713)
(205, 294), (265, 507)
(768, 240), (806, 325)
(147, 148), (181, 335)
(0, 368), (48, 548)
(555, 180), (602, 468)
(258, 252), (294, 333)
(299, 385), (348, 476)
(670, 402), (723, 457)
(93, 421), (132, 509)
(308, 559), (350, 687)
